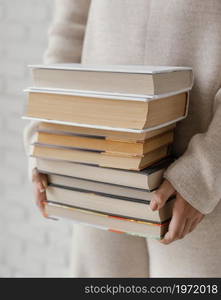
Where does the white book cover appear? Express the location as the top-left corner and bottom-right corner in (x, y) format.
(22, 114), (187, 133)
(24, 87), (191, 101)
(29, 63), (192, 74)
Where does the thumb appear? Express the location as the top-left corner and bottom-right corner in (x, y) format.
(150, 179), (175, 211)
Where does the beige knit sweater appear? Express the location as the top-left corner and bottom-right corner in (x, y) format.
(24, 0), (221, 215)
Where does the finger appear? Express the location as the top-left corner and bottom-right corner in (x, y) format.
(160, 210), (186, 245)
(32, 168), (46, 183)
(150, 180), (176, 211)
(33, 171), (48, 192)
(37, 181), (46, 193)
(40, 173), (48, 189)
(181, 219), (194, 238)
(35, 185), (46, 207)
(35, 187), (48, 217)
(150, 198), (158, 211)
(189, 218), (201, 233)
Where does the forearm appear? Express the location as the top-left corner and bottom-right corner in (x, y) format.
(164, 88), (221, 214)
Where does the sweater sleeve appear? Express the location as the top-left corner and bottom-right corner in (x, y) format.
(44, 0), (91, 64)
(164, 88), (221, 214)
(23, 0), (91, 180)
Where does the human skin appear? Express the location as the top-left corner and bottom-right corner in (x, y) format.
(32, 169), (204, 244)
(32, 168), (48, 217)
(150, 180), (205, 244)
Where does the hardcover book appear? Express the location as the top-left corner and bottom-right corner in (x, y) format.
(37, 156), (174, 190)
(32, 143), (170, 170)
(37, 121), (176, 142)
(45, 202), (170, 239)
(35, 130), (174, 156)
(29, 63), (193, 96)
(46, 184), (175, 224)
(25, 89), (188, 131)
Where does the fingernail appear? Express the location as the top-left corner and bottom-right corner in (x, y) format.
(151, 204), (157, 211)
(37, 183), (45, 193)
(161, 233), (170, 244)
(42, 181), (48, 189)
(150, 200), (158, 211)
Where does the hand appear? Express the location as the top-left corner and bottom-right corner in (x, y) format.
(150, 180), (205, 244)
(32, 168), (48, 217)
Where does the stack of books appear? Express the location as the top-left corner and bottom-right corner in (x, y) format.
(23, 64), (193, 239)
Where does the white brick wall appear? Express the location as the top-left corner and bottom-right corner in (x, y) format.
(0, 0), (73, 277)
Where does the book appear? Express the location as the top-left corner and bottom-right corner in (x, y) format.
(25, 89), (188, 130)
(30, 64), (193, 96)
(37, 157), (174, 190)
(23, 63), (193, 238)
(37, 121), (176, 142)
(32, 144), (170, 170)
(46, 184), (175, 223)
(45, 202), (170, 239)
(47, 174), (163, 200)
(35, 130), (174, 156)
